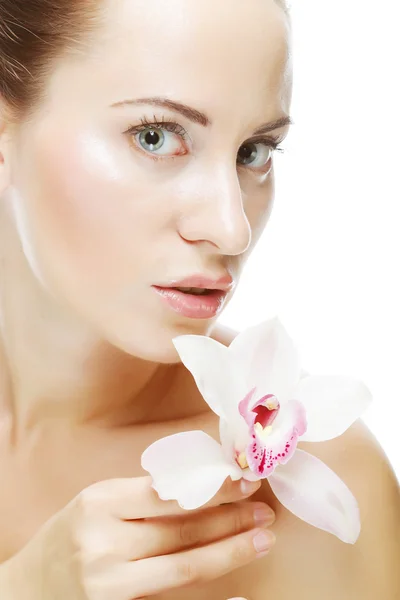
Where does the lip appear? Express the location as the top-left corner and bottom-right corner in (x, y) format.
(157, 273), (235, 292)
(152, 286), (228, 319)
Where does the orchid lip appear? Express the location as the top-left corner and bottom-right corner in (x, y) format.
(252, 394), (280, 429)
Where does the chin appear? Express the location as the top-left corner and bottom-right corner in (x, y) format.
(100, 312), (216, 364)
(106, 331), (183, 364)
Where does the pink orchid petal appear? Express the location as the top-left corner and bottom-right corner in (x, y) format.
(295, 375), (373, 442)
(246, 400), (307, 477)
(229, 317), (302, 404)
(238, 386), (258, 427)
(141, 430), (241, 510)
(172, 335), (248, 422)
(268, 398), (308, 437)
(268, 449), (360, 544)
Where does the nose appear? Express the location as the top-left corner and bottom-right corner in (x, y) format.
(177, 165), (252, 256)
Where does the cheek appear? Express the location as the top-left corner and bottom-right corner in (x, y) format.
(14, 130), (166, 301)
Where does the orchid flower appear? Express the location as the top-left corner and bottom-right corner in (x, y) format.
(141, 317), (372, 544)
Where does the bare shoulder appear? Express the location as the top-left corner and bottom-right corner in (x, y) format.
(297, 420), (399, 597)
(244, 422), (400, 600)
(210, 323), (400, 598)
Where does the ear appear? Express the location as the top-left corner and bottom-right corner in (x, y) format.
(0, 100), (13, 196)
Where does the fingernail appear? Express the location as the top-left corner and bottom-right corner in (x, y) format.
(253, 505), (275, 526)
(240, 479), (260, 495)
(253, 530), (276, 554)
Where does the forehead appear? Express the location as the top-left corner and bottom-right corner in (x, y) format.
(49, 0), (292, 119)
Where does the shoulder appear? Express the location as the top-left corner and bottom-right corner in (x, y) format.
(298, 419), (400, 595)
(254, 423), (400, 599)
(210, 323), (400, 597)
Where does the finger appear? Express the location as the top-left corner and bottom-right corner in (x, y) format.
(102, 527), (276, 598)
(112, 500), (275, 559)
(207, 477), (262, 508)
(84, 476), (262, 520)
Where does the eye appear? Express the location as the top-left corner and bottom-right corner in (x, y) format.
(125, 119), (188, 158)
(138, 128), (166, 152)
(237, 142), (273, 170)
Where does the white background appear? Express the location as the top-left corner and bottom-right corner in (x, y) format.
(219, 0), (399, 478)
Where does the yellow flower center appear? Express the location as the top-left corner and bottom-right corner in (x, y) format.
(237, 452), (249, 469)
(254, 422), (273, 440)
(265, 397), (279, 410)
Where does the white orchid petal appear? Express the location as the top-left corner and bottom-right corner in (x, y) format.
(229, 317), (302, 402)
(268, 449), (360, 544)
(219, 419), (262, 483)
(172, 334), (248, 421)
(300, 368), (311, 379)
(219, 414), (249, 458)
(141, 430), (238, 509)
(296, 375), (373, 442)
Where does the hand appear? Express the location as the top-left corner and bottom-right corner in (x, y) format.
(9, 476), (276, 599)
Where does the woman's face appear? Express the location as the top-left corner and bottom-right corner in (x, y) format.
(4, 0), (292, 361)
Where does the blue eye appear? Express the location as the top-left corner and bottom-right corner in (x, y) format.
(236, 138), (285, 173)
(138, 128), (165, 152)
(137, 127), (186, 156)
(125, 117), (285, 168)
(237, 142), (273, 168)
(126, 118), (188, 158)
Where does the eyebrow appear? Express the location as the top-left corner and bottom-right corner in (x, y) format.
(110, 96), (293, 134)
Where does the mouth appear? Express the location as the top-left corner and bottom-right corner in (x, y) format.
(170, 286), (216, 296)
(152, 286), (229, 319)
(157, 273), (236, 294)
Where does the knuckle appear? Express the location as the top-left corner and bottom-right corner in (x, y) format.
(75, 487), (100, 516)
(232, 506), (246, 533)
(79, 536), (114, 566)
(178, 518), (200, 547)
(175, 560), (200, 585)
(71, 490), (108, 550)
(74, 484), (111, 523)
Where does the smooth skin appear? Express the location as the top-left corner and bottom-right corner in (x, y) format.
(2, 477), (276, 599)
(0, 0), (399, 598)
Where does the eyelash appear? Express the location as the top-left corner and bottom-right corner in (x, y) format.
(124, 115), (286, 163)
(126, 115), (189, 144)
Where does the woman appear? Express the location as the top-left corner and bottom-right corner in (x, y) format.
(0, 0), (398, 598)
